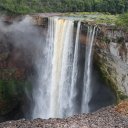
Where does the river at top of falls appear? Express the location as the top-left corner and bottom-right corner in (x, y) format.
(32, 16), (96, 119)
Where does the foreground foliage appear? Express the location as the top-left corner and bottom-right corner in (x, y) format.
(115, 100), (128, 116)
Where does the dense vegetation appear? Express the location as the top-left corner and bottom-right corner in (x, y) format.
(116, 13), (128, 27)
(0, 0), (128, 14)
(0, 0), (128, 28)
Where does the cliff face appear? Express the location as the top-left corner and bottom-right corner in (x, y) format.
(0, 20), (33, 121)
(95, 25), (128, 100)
(0, 15), (127, 121)
(28, 15), (128, 104)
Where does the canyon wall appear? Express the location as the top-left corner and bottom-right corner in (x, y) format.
(0, 17), (35, 121)
(0, 15), (127, 120)
(94, 25), (128, 101)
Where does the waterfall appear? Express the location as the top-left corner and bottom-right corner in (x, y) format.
(69, 21), (81, 115)
(82, 26), (96, 113)
(32, 17), (96, 119)
(32, 17), (54, 119)
(49, 19), (74, 118)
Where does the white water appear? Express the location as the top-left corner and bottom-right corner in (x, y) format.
(32, 17), (96, 119)
(69, 21), (81, 115)
(32, 17), (54, 119)
(50, 19), (74, 118)
(82, 26), (96, 113)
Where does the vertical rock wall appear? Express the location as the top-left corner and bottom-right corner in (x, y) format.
(0, 22), (32, 121)
(94, 25), (128, 101)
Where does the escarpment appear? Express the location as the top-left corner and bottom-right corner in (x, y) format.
(0, 14), (127, 122)
(94, 25), (128, 101)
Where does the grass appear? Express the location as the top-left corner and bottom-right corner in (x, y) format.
(64, 12), (118, 25)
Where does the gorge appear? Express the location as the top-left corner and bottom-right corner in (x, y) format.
(0, 14), (127, 124)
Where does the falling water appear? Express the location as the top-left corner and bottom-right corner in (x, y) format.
(32, 17), (54, 119)
(69, 21), (81, 115)
(49, 19), (74, 118)
(32, 17), (96, 119)
(82, 26), (96, 113)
